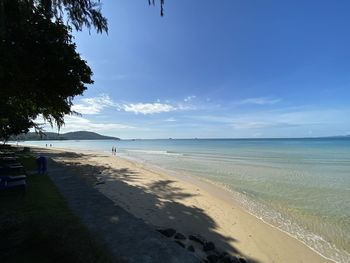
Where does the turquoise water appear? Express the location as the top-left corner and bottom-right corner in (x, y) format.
(18, 138), (350, 262)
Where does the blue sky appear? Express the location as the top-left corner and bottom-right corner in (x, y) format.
(44, 0), (350, 138)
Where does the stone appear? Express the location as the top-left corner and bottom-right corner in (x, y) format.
(174, 232), (186, 240)
(189, 234), (205, 245)
(218, 255), (239, 263)
(238, 258), (247, 263)
(157, 228), (176, 238)
(207, 254), (219, 263)
(187, 245), (195, 252)
(203, 241), (215, 252)
(220, 252), (229, 257)
(175, 240), (185, 248)
(218, 257), (231, 263)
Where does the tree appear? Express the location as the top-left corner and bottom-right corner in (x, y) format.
(148, 0), (165, 16)
(0, 0), (108, 33)
(0, 0), (94, 141)
(0, 0), (164, 141)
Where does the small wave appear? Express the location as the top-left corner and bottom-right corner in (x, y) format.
(223, 187), (350, 263)
(126, 149), (183, 156)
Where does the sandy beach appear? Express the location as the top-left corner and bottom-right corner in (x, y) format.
(34, 146), (333, 263)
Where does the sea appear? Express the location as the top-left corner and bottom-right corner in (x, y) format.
(16, 138), (350, 262)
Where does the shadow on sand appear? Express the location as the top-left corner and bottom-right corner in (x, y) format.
(36, 149), (260, 263)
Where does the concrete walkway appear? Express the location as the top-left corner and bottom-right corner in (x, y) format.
(48, 159), (201, 263)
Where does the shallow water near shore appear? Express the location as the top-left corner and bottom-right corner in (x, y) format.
(17, 138), (350, 262)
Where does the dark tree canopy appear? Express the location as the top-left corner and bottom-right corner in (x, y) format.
(0, 0), (94, 141)
(35, 0), (108, 33)
(148, 0), (165, 16)
(0, 0), (164, 141)
(0, 0), (108, 33)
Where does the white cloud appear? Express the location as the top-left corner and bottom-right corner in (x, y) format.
(177, 102), (197, 111)
(122, 103), (176, 114)
(239, 97), (281, 105)
(72, 94), (197, 116)
(164, 117), (176, 122)
(191, 108), (350, 132)
(231, 121), (275, 129)
(72, 94), (116, 114)
(184, 95), (196, 102)
(61, 116), (134, 131)
(34, 115), (135, 133)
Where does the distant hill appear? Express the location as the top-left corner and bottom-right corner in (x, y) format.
(12, 131), (120, 141)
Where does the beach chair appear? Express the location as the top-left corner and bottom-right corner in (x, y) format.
(0, 151), (15, 157)
(0, 175), (27, 181)
(0, 156), (19, 162)
(5, 163), (24, 169)
(2, 163), (26, 174)
(0, 179), (26, 191)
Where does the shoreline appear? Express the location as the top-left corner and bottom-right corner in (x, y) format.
(27, 145), (334, 263)
(106, 151), (341, 263)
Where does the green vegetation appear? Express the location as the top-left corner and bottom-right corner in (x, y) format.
(0, 155), (112, 263)
(12, 131), (120, 141)
(0, 0), (107, 141)
(0, 0), (164, 142)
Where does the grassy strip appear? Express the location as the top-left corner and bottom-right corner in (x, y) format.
(0, 154), (112, 263)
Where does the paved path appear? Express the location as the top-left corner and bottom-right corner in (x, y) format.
(48, 159), (200, 263)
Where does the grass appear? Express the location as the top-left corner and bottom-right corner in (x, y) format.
(0, 154), (112, 263)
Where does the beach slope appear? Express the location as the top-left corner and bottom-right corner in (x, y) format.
(37, 147), (332, 263)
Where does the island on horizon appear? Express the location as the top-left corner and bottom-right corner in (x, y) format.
(11, 131), (120, 141)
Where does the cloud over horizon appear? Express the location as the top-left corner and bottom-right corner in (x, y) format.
(34, 115), (135, 134)
(238, 97), (281, 105)
(72, 94), (197, 115)
(122, 102), (176, 114)
(45, 92), (350, 138)
(72, 94), (116, 114)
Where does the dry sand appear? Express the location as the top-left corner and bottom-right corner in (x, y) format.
(36, 147), (333, 263)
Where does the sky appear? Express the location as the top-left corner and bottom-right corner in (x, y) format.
(42, 0), (350, 139)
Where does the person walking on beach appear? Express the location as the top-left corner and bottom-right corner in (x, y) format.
(111, 146), (117, 156)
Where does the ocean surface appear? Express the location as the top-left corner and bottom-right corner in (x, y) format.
(17, 138), (350, 262)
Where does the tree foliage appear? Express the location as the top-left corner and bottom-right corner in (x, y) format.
(148, 0), (165, 16)
(0, 0), (95, 141)
(1, 0), (108, 33)
(0, 0), (164, 141)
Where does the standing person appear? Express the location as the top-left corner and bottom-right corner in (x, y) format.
(112, 146), (114, 155)
(36, 156), (48, 174)
(114, 146), (117, 156)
